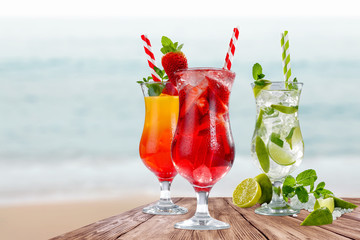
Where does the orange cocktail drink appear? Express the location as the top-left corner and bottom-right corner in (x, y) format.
(139, 81), (187, 215)
(140, 94), (179, 182)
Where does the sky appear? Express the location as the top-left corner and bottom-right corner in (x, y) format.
(0, 0), (360, 17)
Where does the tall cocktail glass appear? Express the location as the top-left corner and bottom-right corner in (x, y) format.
(171, 68), (235, 230)
(139, 81), (187, 215)
(251, 81), (304, 216)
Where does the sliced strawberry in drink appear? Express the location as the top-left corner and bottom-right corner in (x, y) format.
(179, 79), (208, 115)
(207, 76), (230, 103)
(161, 81), (178, 96)
(205, 77), (230, 115)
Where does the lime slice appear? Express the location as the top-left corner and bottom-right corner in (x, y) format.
(301, 207), (333, 226)
(314, 198), (334, 213)
(253, 80), (271, 98)
(233, 178), (262, 208)
(332, 196), (358, 209)
(285, 127), (303, 150)
(255, 136), (270, 173)
(271, 104), (298, 114)
(268, 142), (295, 166)
(254, 173), (273, 204)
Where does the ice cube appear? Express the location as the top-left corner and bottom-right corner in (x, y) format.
(193, 164), (212, 184)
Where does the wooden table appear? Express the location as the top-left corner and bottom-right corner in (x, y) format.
(51, 197), (360, 239)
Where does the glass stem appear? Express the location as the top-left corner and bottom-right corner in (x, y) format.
(158, 181), (174, 207)
(194, 191), (211, 220)
(269, 180), (287, 207)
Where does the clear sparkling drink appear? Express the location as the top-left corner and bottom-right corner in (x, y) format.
(251, 82), (304, 181)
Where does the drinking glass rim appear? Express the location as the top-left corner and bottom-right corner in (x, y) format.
(138, 80), (165, 85)
(174, 67), (235, 75)
(250, 81), (303, 87)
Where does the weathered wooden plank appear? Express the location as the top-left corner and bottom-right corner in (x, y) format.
(51, 198), (360, 240)
(51, 198), (181, 240)
(118, 197), (267, 240)
(224, 198), (351, 240)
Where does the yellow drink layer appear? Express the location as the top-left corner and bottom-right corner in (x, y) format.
(143, 95), (179, 138)
(139, 95), (179, 181)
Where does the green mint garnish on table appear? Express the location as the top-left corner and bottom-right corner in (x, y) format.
(282, 169), (334, 203)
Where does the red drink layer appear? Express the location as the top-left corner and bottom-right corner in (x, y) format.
(171, 68), (235, 192)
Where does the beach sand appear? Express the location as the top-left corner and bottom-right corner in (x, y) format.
(0, 195), (158, 240)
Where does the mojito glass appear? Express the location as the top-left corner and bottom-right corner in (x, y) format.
(251, 81), (304, 216)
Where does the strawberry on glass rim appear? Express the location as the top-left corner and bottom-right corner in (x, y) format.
(161, 36), (188, 89)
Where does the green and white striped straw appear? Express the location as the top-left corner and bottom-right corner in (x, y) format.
(281, 31), (291, 84)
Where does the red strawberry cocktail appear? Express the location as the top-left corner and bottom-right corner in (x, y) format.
(171, 68), (235, 230)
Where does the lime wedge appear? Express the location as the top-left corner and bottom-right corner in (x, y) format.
(301, 207), (333, 226)
(333, 197), (358, 209)
(254, 173), (273, 204)
(233, 178), (262, 208)
(271, 104), (298, 114)
(253, 80), (271, 98)
(285, 127), (303, 150)
(314, 198), (334, 213)
(255, 136), (270, 173)
(268, 142), (296, 166)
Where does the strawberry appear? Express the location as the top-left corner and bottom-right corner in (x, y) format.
(160, 36), (188, 86)
(161, 81), (178, 96)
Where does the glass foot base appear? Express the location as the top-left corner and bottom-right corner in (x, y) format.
(142, 203), (188, 215)
(255, 204), (300, 216)
(174, 216), (230, 230)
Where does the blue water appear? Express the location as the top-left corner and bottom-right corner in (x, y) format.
(0, 17), (359, 204)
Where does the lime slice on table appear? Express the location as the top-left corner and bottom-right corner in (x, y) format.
(268, 141), (296, 166)
(271, 104), (298, 114)
(301, 207), (333, 226)
(254, 173), (273, 204)
(255, 136), (270, 173)
(285, 127), (303, 150)
(314, 198), (335, 213)
(233, 178), (262, 208)
(332, 196), (358, 209)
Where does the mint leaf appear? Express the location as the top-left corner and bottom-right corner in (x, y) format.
(153, 66), (163, 78)
(296, 186), (309, 203)
(263, 107), (274, 115)
(137, 81), (143, 84)
(315, 181), (325, 191)
(258, 73), (265, 79)
(147, 83), (165, 96)
(319, 189), (334, 196)
(252, 63), (263, 80)
(270, 133), (284, 148)
(296, 169), (317, 187)
(282, 175), (296, 202)
(285, 127), (296, 149)
(161, 36), (172, 47)
(284, 175), (296, 187)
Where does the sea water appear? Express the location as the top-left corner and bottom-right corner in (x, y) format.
(0, 17), (360, 205)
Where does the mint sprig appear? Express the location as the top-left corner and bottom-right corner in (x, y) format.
(160, 36), (183, 54)
(137, 67), (168, 96)
(282, 169), (334, 203)
(252, 63), (265, 80)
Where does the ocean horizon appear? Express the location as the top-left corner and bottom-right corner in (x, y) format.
(0, 17), (359, 205)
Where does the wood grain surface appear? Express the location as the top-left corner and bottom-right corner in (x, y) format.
(51, 198), (360, 240)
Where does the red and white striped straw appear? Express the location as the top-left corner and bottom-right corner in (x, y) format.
(223, 27), (240, 71)
(141, 34), (161, 82)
